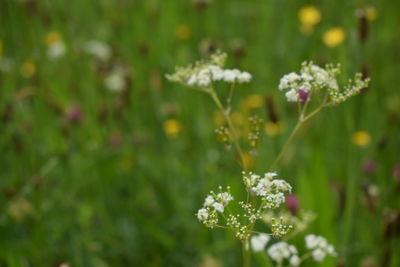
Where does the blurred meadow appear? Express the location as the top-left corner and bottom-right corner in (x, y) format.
(1, 0), (400, 266)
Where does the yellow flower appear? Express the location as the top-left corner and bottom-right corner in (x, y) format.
(231, 112), (245, 128)
(244, 94), (264, 109)
(20, 59), (36, 78)
(352, 131), (371, 147)
(8, 197), (33, 222)
(365, 6), (378, 21)
(213, 110), (225, 126)
(323, 27), (346, 48)
(299, 5), (321, 27)
(264, 121), (282, 137)
(45, 31), (62, 46)
(175, 24), (191, 40)
(242, 153), (254, 169)
(163, 119), (182, 138)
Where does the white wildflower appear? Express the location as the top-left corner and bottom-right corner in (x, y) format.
(204, 195), (215, 206)
(212, 202), (224, 213)
(251, 233), (270, 252)
(268, 242), (298, 264)
(264, 172), (277, 180)
(217, 192), (233, 205)
(197, 208), (208, 221)
(84, 40), (111, 61)
(105, 70), (126, 92)
(305, 234), (336, 262)
(312, 248), (326, 262)
(285, 88), (299, 102)
(238, 71), (252, 83)
(223, 69), (240, 82)
(48, 41), (66, 59)
(289, 255), (300, 266)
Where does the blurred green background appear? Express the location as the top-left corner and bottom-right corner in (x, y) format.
(1, 0), (399, 266)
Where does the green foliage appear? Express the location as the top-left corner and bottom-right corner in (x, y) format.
(0, 0), (399, 266)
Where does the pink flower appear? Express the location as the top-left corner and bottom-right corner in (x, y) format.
(362, 159), (377, 175)
(65, 105), (83, 123)
(299, 89), (309, 102)
(286, 194), (299, 215)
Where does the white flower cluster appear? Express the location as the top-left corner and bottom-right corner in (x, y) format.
(329, 73), (370, 103)
(251, 233), (270, 252)
(279, 62), (339, 102)
(84, 40), (112, 61)
(196, 186), (234, 227)
(271, 217), (293, 238)
(268, 241), (300, 266)
(166, 51), (251, 88)
(243, 171), (292, 209)
(305, 234), (336, 262)
(104, 67), (128, 92)
(48, 40), (66, 60)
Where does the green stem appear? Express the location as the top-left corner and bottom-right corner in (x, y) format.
(209, 89), (247, 170)
(242, 240), (251, 267)
(270, 104), (325, 169)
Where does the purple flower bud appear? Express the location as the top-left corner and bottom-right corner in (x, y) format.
(65, 105), (83, 123)
(299, 90), (309, 102)
(286, 194), (298, 215)
(362, 159), (377, 175)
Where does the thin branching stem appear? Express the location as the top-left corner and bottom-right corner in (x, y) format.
(209, 88), (247, 170)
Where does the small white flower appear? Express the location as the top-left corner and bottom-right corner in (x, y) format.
(187, 75), (197, 86)
(270, 179), (292, 193)
(84, 40), (111, 61)
(105, 69), (126, 92)
(264, 172), (277, 180)
(197, 71), (212, 87)
(209, 65), (224, 80)
(212, 202), (224, 213)
(285, 88), (299, 102)
(223, 69), (240, 82)
(305, 234), (318, 249)
(301, 72), (313, 82)
(48, 41), (66, 59)
(217, 192), (233, 205)
(197, 208), (208, 221)
(250, 233), (270, 252)
(312, 248), (326, 262)
(289, 255), (300, 266)
(204, 195), (215, 206)
(327, 245), (335, 255)
(268, 241), (298, 264)
(238, 71), (252, 83)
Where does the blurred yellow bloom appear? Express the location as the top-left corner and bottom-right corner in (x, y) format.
(45, 31), (62, 46)
(8, 197), (33, 222)
(242, 153), (254, 169)
(232, 112), (245, 127)
(299, 6), (321, 35)
(323, 27), (346, 47)
(299, 6), (321, 26)
(213, 110), (225, 126)
(244, 94), (264, 109)
(163, 119), (182, 138)
(352, 131), (371, 147)
(175, 24), (191, 40)
(365, 7), (378, 21)
(264, 121), (282, 136)
(20, 59), (36, 78)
